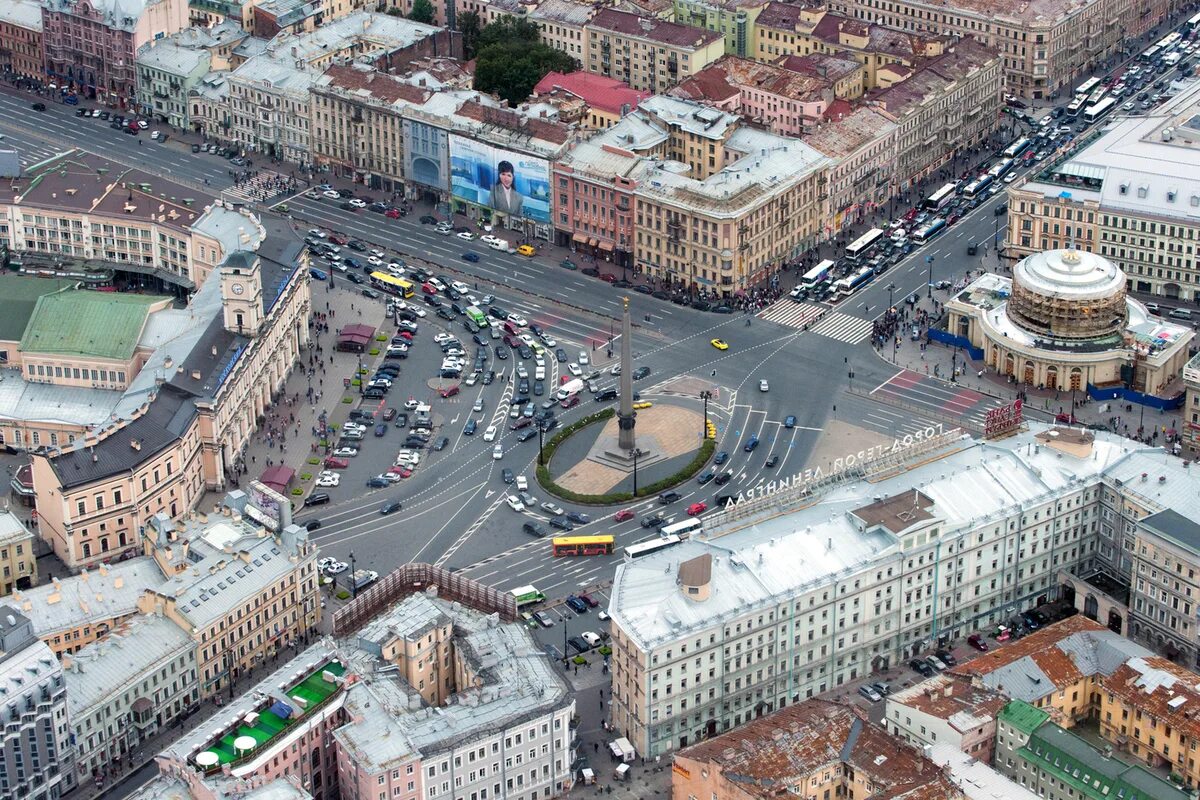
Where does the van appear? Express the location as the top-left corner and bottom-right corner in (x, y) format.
(1168, 307), (1193, 321)
(503, 320), (520, 336)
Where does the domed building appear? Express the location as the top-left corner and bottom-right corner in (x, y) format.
(946, 248), (1193, 397)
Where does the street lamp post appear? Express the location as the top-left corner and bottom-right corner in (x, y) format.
(700, 390), (712, 438)
(357, 356), (363, 396)
(887, 283), (896, 310)
(632, 448), (640, 496)
(348, 551), (357, 597)
(537, 423), (546, 466)
(926, 255), (935, 298)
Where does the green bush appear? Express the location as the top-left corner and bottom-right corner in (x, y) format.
(368, 348), (380, 356)
(598, 645), (612, 656)
(300, 472), (313, 481)
(572, 655), (588, 665)
(351, 378), (361, 386)
(306, 457), (320, 465)
(375, 333), (388, 342)
(342, 397), (353, 404)
(537, 434), (715, 506)
(290, 488), (303, 496)
(336, 590), (350, 600)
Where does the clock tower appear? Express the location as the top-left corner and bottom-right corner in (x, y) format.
(220, 250), (263, 337)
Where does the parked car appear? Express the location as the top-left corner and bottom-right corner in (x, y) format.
(858, 685), (883, 702)
(967, 633), (989, 651)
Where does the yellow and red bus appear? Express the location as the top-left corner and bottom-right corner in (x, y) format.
(551, 535), (615, 557)
(369, 271), (415, 298)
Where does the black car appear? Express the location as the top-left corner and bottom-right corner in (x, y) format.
(347, 240), (367, 251)
(366, 477), (389, 488)
(539, 418), (559, 432)
(595, 389), (618, 402)
(555, 349), (568, 363)
(713, 471), (733, 486)
(304, 519), (322, 532)
(369, 202), (389, 212)
(420, 215), (438, 224)
(495, 346), (509, 360)
(32, 102), (46, 111)
(582, 267), (600, 277)
(463, 419), (478, 435)
(910, 659), (935, 677)
(393, 412), (409, 427)
(517, 345), (533, 360)
(516, 428), (538, 442)
(658, 491), (681, 504)
(935, 649), (958, 667)
(303, 492), (331, 507)
(566, 511), (591, 525)
(436, 307), (455, 321)
(549, 516), (574, 531)
(641, 514), (668, 529)
(564, 595), (589, 613)
(482, 370), (496, 385)
(632, 367), (651, 380)
(697, 470), (715, 485)
(567, 636), (590, 655)
(433, 437), (449, 451)
(403, 438), (427, 449)
(361, 288), (380, 299)
(765, 454), (779, 468)
(522, 522), (548, 538)
(518, 378), (530, 395)
(502, 468), (515, 484)
(380, 501), (402, 515)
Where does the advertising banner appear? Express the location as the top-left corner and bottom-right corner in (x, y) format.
(449, 134), (551, 223)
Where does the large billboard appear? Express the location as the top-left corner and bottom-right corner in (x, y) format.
(245, 480), (293, 532)
(449, 134), (551, 223)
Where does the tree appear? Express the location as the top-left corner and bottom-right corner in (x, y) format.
(408, 0), (434, 24)
(456, 11), (482, 59)
(473, 16), (577, 105)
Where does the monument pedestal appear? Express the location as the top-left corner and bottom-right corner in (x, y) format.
(586, 432), (667, 472)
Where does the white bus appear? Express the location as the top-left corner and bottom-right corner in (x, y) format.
(794, 260), (835, 298)
(1084, 97), (1117, 124)
(1074, 77), (1102, 98)
(923, 182), (957, 211)
(1188, 11), (1200, 30)
(1002, 138), (1031, 159)
(660, 518), (703, 540)
(987, 158), (1015, 180)
(624, 534), (683, 560)
(844, 228), (885, 264)
(835, 266), (875, 297)
(1086, 87), (1107, 106)
(963, 175), (994, 199)
(1066, 97), (1087, 118)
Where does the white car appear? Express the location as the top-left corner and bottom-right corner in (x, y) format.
(581, 631), (602, 647)
(324, 561), (349, 575)
(516, 365), (529, 380)
(507, 313), (528, 327)
(322, 190), (340, 199)
(480, 234), (502, 246)
(567, 363), (583, 377)
(535, 366), (546, 380)
(349, 198), (367, 208)
(520, 333), (537, 347)
(377, 472), (402, 484)
(395, 302), (426, 318)
(759, 379), (770, 392)
(343, 423), (367, 433)
(483, 425), (498, 442)
(428, 278), (446, 292)
(369, 249), (384, 258)
(610, 364), (621, 376)
(540, 334), (557, 347)
(436, 226), (453, 235)
(506, 495), (524, 512)
(368, 256), (384, 266)
(451, 281), (470, 295)
(473, 397), (485, 413)
(333, 447), (358, 457)
(578, 351), (589, 366)
(541, 501), (564, 516)
(317, 557), (337, 572)
(434, 333), (455, 344)
(315, 473), (341, 487)
(488, 239), (511, 252)
(492, 444), (503, 460)
(307, 228), (327, 239)
(457, 231), (475, 241)
(534, 356), (546, 368)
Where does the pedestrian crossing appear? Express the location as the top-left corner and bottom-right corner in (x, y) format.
(222, 170), (291, 203)
(758, 300), (873, 343)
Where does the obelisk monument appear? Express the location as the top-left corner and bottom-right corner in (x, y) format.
(617, 296), (636, 452)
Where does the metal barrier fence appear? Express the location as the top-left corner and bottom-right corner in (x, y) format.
(331, 562), (517, 637)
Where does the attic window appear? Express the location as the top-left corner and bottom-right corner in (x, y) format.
(1119, 183), (1128, 195)
(1191, 195), (1199, 207)
(1167, 190), (1176, 203)
(1136, 186), (1148, 199)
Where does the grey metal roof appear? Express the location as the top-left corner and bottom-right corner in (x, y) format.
(0, 511), (33, 547)
(10, 558), (166, 638)
(1140, 509), (1200, 556)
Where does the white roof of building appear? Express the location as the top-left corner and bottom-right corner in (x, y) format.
(0, 512), (32, 548)
(136, 40), (212, 77)
(0, 0), (43, 30)
(9, 558), (166, 638)
(611, 425), (1200, 650)
(63, 613), (193, 716)
(1014, 248), (1125, 301)
(263, 11), (441, 65)
(927, 743), (1040, 800)
(1021, 78), (1200, 221)
(44, 0), (158, 31)
(128, 775), (311, 800)
(232, 55), (314, 95)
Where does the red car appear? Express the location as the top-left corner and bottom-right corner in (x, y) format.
(328, 234), (348, 245)
(967, 634), (989, 652)
(903, 207), (918, 222)
(388, 465), (413, 478)
(385, 208), (401, 219)
(422, 283), (437, 294)
(323, 456), (349, 469)
(687, 502), (708, 516)
(578, 593), (599, 608)
(598, 273), (617, 283)
(614, 509), (635, 522)
(395, 331), (413, 341)
(439, 384), (460, 398)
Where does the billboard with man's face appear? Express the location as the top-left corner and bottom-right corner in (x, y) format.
(448, 134), (551, 223)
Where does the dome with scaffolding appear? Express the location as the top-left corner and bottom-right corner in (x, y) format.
(1007, 248), (1127, 341)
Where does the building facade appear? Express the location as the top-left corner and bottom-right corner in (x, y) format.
(41, 0), (189, 109)
(0, 0), (44, 83)
(673, 0), (770, 58)
(135, 22), (246, 129)
(1128, 510), (1200, 667)
(608, 424), (1200, 757)
(793, 105), (895, 232)
(584, 9), (726, 94)
(885, 674), (1008, 763)
(1007, 81), (1200, 301)
(1184, 353), (1200, 453)
(530, 0), (594, 61)
(0, 511), (37, 597)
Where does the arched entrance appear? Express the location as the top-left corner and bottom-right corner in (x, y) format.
(1070, 368), (1083, 391)
(1165, 282), (1181, 300)
(1004, 353), (1015, 377)
(1084, 594), (1099, 620)
(1108, 609), (1123, 634)
(1046, 365), (1059, 390)
(1023, 361), (1036, 385)
(990, 346), (1000, 370)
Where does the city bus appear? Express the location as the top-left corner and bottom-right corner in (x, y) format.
(1002, 138), (1031, 159)
(1188, 11), (1200, 31)
(1141, 45), (1161, 62)
(660, 518), (703, 540)
(844, 228), (885, 264)
(510, 585), (546, 607)
(1084, 97), (1117, 124)
(465, 305), (489, 328)
(369, 271), (415, 298)
(1066, 97), (1088, 118)
(963, 175), (994, 199)
(923, 183), (957, 211)
(1074, 77), (1102, 98)
(1157, 32), (1182, 51)
(912, 218), (947, 243)
(987, 158), (1015, 180)
(799, 260), (835, 292)
(623, 534), (683, 560)
(1086, 87), (1107, 106)
(834, 266), (875, 298)
(551, 535), (615, 557)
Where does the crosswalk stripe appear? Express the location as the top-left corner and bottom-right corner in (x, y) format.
(757, 300), (873, 343)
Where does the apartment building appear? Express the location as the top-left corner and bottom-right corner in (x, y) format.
(530, 0), (596, 62)
(41, 0), (189, 110)
(996, 700), (1188, 800)
(0, 0), (44, 83)
(1184, 353), (1200, 452)
(668, 55), (836, 135)
(0, 511), (37, 597)
(137, 509), (320, 698)
(63, 613), (197, 784)
(551, 125), (641, 268)
(798, 105), (895, 231)
(135, 21), (246, 129)
(673, 0), (772, 58)
(1127, 510), (1200, 668)
(871, 37), (1003, 190)
(8, 559), (166, 655)
(672, 699), (963, 800)
(608, 423), (1197, 757)
(1006, 81), (1200, 300)
(829, 0), (1146, 100)
(927, 743), (1041, 800)
(778, 52), (864, 98)
(584, 9), (726, 94)
(885, 674), (1008, 763)
(157, 588), (574, 800)
(0, 608), (75, 799)
(533, 71), (651, 130)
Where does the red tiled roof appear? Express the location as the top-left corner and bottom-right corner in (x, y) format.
(822, 98), (854, 121)
(456, 100), (572, 145)
(1105, 657), (1200, 742)
(951, 616), (1105, 681)
(589, 8), (723, 49)
(532, 71), (651, 115)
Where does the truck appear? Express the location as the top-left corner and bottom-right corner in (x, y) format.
(351, 569), (379, 590)
(608, 737), (636, 764)
(555, 378), (584, 401)
(510, 585), (545, 607)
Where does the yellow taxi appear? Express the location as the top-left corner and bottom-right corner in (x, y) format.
(517, 244), (536, 257)
(710, 338), (729, 350)
(633, 401), (653, 410)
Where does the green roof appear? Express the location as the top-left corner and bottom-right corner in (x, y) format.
(998, 699), (1050, 735)
(0, 274), (77, 342)
(20, 291), (164, 360)
(1022, 722), (1190, 800)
